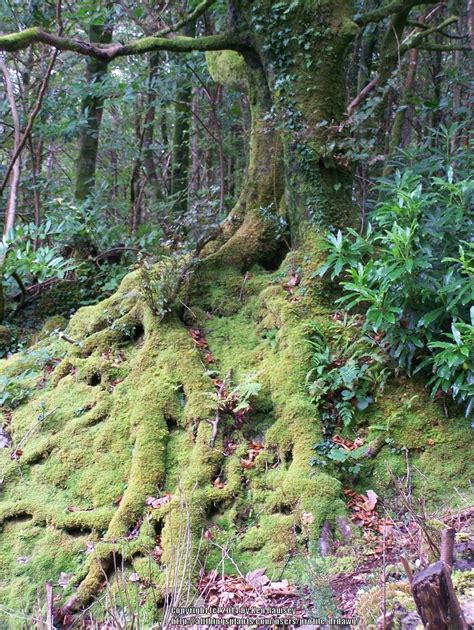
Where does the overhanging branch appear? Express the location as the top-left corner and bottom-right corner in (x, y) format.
(417, 42), (472, 50)
(155, 0), (217, 37)
(401, 15), (458, 52)
(355, 0), (438, 26)
(0, 27), (249, 59)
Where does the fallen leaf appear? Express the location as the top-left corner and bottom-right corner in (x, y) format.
(146, 494), (173, 509)
(364, 490), (378, 512)
(129, 573), (140, 582)
(246, 568), (270, 588)
(213, 477), (225, 489)
(240, 457), (255, 469)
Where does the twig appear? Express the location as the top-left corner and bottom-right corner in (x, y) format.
(154, 0), (217, 37)
(347, 74), (380, 115)
(0, 50), (58, 197)
(239, 271), (249, 302)
(440, 527), (455, 570)
(208, 377), (227, 447)
(401, 554), (413, 585)
(45, 582), (53, 630)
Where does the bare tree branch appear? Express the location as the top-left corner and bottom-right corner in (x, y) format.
(347, 73), (380, 115)
(400, 15), (463, 52)
(0, 50), (58, 197)
(355, 0), (439, 26)
(417, 42), (472, 50)
(155, 0), (217, 37)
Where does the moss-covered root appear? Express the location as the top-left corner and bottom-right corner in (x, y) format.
(64, 312), (224, 611)
(262, 285), (346, 533)
(159, 421), (243, 594)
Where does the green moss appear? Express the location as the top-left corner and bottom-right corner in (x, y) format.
(205, 50), (247, 88)
(0, 252), (471, 620)
(241, 513), (295, 561)
(40, 315), (68, 337)
(362, 380), (473, 505)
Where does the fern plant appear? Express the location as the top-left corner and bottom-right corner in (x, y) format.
(306, 316), (390, 430)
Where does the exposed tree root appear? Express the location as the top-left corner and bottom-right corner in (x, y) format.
(0, 237), (471, 626)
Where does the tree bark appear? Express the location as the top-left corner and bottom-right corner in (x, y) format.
(170, 62), (193, 214)
(142, 52), (161, 202)
(0, 56), (21, 322)
(170, 19), (196, 216)
(74, 23), (113, 202)
(230, 1), (358, 239)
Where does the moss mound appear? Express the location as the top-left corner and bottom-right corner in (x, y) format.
(0, 247), (471, 626)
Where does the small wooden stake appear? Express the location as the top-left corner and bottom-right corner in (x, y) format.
(411, 561), (468, 630)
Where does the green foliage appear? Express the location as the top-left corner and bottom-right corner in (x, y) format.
(306, 315), (390, 430)
(3, 220), (76, 282)
(317, 140), (474, 417)
(0, 372), (33, 409)
(310, 438), (369, 475)
(230, 372), (262, 413)
(137, 254), (191, 319)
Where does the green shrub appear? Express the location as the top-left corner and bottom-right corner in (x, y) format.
(317, 138), (473, 418)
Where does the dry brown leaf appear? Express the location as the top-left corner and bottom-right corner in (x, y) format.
(364, 489), (378, 512)
(146, 494), (173, 509)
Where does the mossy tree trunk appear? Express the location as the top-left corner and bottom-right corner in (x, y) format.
(142, 52), (162, 202)
(170, 23), (196, 216)
(205, 50), (284, 269)
(228, 0), (359, 241)
(74, 22), (113, 203)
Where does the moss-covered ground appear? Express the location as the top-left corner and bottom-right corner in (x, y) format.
(0, 243), (471, 627)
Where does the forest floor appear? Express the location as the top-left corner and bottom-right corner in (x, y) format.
(0, 245), (472, 629)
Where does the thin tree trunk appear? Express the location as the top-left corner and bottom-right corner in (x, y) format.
(171, 64), (193, 214)
(142, 52), (161, 202)
(0, 56), (21, 238)
(74, 22), (112, 202)
(0, 55), (21, 321)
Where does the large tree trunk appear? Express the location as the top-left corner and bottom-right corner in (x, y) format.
(229, 1), (358, 243)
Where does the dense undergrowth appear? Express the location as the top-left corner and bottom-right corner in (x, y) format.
(318, 133), (474, 419)
(0, 237), (471, 627)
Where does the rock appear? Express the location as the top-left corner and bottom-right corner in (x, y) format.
(401, 611), (422, 629)
(40, 315), (68, 337)
(336, 515), (353, 542)
(319, 521), (333, 557)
